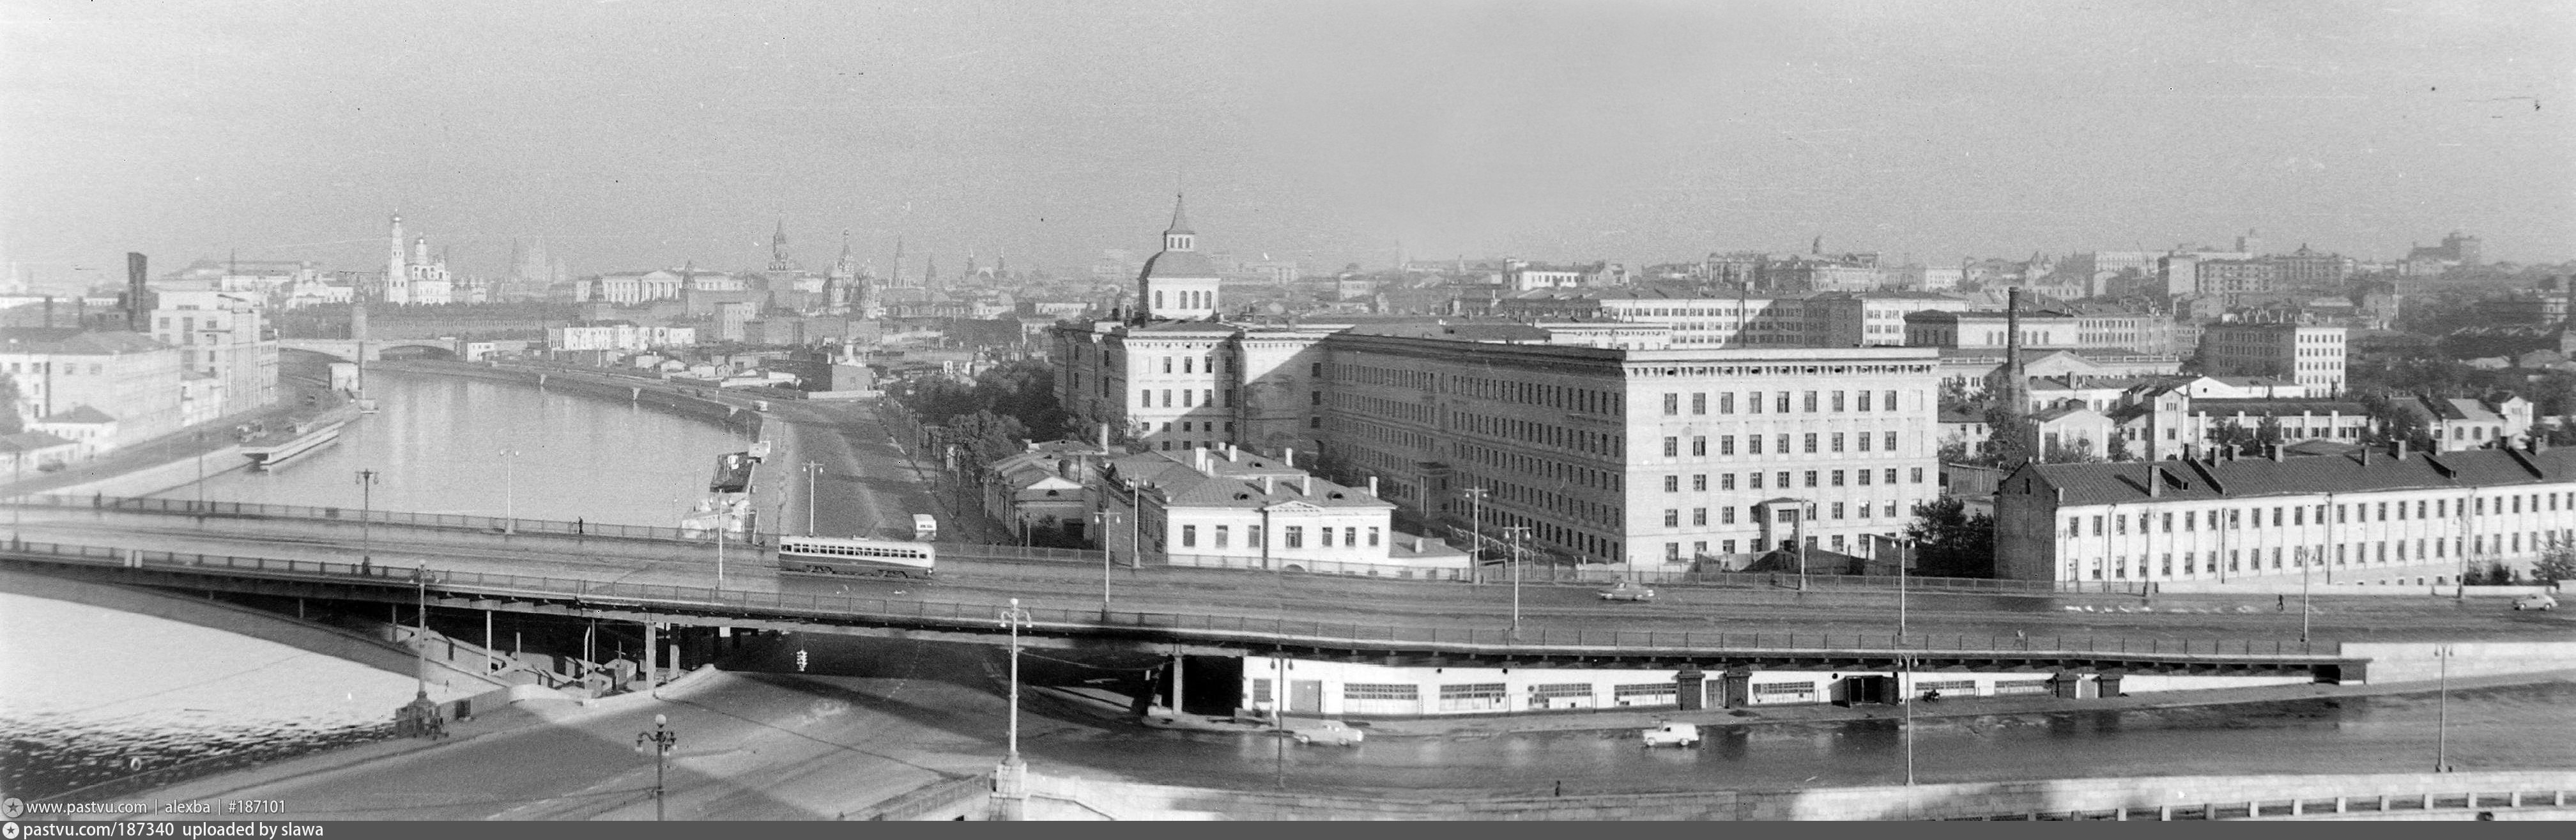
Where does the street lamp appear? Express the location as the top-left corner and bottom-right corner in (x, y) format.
(1460, 487), (1489, 574)
(1094, 510), (1122, 618)
(802, 461), (821, 536)
(498, 448), (518, 534)
(1793, 500), (1817, 592)
(194, 431), (208, 513)
(1501, 525), (1530, 638)
(355, 469), (380, 567)
(633, 713), (678, 821)
(2434, 643), (2452, 773)
(997, 599), (1033, 763)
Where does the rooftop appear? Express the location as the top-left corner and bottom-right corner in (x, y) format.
(2011, 445), (2574, 507)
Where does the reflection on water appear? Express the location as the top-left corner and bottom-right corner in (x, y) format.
(0, 593), (420, 799)
(167, 369), (755, 527)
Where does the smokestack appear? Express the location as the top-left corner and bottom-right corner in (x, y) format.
(2003, 287), (2029, 457)
(125, 252), (150, 330)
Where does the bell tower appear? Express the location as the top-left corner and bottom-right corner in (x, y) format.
(1137, 194), (1220, 321)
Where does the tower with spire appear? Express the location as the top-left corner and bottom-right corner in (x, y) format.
(1137, 194), (1220, 321)
(382, 213), (410, 305)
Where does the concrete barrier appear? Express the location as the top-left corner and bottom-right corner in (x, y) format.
(45, 445), (254, 498)
(1016, 769), (2576, 821)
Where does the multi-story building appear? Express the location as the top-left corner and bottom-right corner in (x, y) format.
(1997, 443), (2576, 586)
(2404, 395), (2532, 452)
(147, 289), (278, 416)
(1096, 447), (1459, 572)
(0, 327), (185, 443)
(2198, 322), (2347, 393)
(544, 322), (696, 353)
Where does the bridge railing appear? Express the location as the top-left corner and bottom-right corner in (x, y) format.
(0, 538), (2341, 659)
(12, 494), (2158, 597)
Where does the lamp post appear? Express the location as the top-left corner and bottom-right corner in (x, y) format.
(498, 448), (518, 534)
(2300, 544), (2313, 644)
(1093, 510), (1121, 617)
(413, 567), (430, 697)
(194, 430), (208, 513)
(1501, 526), (1530, 638)
(802, 461), (820, 536)
(1459, 486), (1489, 567)
(633, 713), (678, 821)
(355, 470), (380, 566)
(1903, 651), (1917, 788)
(1793, 500), (1816, 592)
(998, 598), (1032, 762)
(2435, 643), (2451, 772)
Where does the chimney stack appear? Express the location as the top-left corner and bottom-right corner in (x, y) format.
(124, 252), (150, 331)
(2360, 446), (2372, 466)
(2397, 439), (2411, 460)
(2147, 464), (2163, 497)
(2269, 443), (2284, 461)
(1367, 476), (1379, 496)
(1099, 422), (1110, 454)
(1283, 448), (1296, 467)
(1298, 475), (1313, 495)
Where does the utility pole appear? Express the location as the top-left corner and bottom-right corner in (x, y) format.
(1094, 510), (1122, 617)
(1796, 501), (1814, 592)
(195, 430), (208, 512)
(413, 568), (429, 697)
(355, 470), (381, 566)
(994, 598), (1033, 820)
(2435, 643), (2451, 772)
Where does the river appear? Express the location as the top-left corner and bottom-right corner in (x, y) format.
(2, 369), (755, 800)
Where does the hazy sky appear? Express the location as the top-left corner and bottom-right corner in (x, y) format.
(3, 0), (2569, 288)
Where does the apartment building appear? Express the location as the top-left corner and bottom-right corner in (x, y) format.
(0, 327), (185, 443)
(2198, 322), (2347, 393)
(148, 289), (279, 416)
(1995, 443), (2576, 586)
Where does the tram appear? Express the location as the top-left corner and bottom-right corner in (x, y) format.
(776, 535), (937, 578)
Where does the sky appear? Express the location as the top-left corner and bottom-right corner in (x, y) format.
(2, 0), (2570, 290)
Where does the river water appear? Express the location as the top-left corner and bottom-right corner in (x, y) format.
(2, 370), (751, 800)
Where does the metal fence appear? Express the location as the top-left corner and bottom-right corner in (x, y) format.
(0, 538), (2339, 659)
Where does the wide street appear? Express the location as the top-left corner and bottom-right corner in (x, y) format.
(9, 505), (2569, 647)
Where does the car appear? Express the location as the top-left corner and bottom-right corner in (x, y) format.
(1283, 719), (1364, 746)
(2512, 593), (2557, 611)
(1598, 581), (1657, 602)
(1641, 721), (1700, 747)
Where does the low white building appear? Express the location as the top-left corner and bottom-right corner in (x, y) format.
(1997, 442), (2576, 587)
(546, 322), (698, 353)
(1100, 447), (1468, 574)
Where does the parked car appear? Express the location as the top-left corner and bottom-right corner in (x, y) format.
(2511, 593), (2557, 611)
(1284, 719), (1365, 746)
(1641, 721), (1700, 747)
(1598, 581), (1657, 602)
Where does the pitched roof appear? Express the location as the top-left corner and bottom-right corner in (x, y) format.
(0, 328), (171, 355)
(2011, 445), (2576, 507)
(0, 431), (77, 452)
(38, 406), (117, 424)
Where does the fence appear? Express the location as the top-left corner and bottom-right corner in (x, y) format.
(0, 538), (2340, 660)
(1952, 788), (2574, 821)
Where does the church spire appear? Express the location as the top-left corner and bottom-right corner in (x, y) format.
(1162, 194), (1195, 252)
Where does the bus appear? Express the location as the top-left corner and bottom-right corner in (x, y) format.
(912, 514), (939, 542)
(776, 535), (936, 579)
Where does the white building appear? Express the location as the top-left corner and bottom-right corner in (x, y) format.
(2198, 322), (2346, 394)
(1099, 447), (1467, 574)
(545, 322), (696, 353)
(1996, 443), (2576, 586)
(148, 289), (278, 416)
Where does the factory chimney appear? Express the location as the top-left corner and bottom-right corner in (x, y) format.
(123, 252), (151, 331)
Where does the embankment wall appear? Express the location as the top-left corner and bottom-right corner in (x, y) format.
(1022, 769), (2576, 821)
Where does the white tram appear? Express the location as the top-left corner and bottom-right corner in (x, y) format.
(776, 535), (937, 578)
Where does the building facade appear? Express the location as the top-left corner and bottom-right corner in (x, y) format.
(1995, 444), (2576, 586)
(2198, 323), (2347, 394)
(147, 289), (279, 416)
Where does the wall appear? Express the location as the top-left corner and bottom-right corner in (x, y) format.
(1020, 769), (2576, 821)
(2340, 641), (2576, 683)
(45, 444), (252, 497)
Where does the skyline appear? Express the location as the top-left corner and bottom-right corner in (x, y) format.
(3, 0), (2571, 288)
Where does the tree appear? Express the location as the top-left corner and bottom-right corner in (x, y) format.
(2533, 544), (2576, 585)
(2043, 436), (2104, 464)
(2253, 415), (2287, 447)
(1937, 439), (1971, 465)
(1937, 379), (1976, 415)
(1977, 404), (2028, 466)
(0, 373), (20, 435)
(2104, 431), (2136, 462)
(1905, 497), (1997, 579)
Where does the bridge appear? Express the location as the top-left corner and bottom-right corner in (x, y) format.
(0, 496), (2426, 682)
(280, 338), (464, 362)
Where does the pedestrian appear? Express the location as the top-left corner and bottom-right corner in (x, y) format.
(1553, 781), (1563, 798)
(576, 517), (585, 535)
(361, 557), (371, 575)
(2277, 594), (2286, 611)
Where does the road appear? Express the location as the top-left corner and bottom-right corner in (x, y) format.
(10, 508), (2570, 646)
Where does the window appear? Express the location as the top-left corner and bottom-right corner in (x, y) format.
(1663, 437), (1679, 457)
(1248, 525), (1262, 547)
(1884, 390), (1897, 411)
(1748, 436), (1764, 455)
(1749, 392), (1763, 414)
(1663, 393), (1680, 415)
(1310, 391), (1321, 405)
(1778, 471), (1792, 487)
(1804, 470), (1818, 488)
(1163, 356), (1173, 373)
(1831, 502), (1846, 519)
(1857, 470), (1873, 486)
(1692, 508), (1707, 526)
(1663, 509), (1680, 527)
(1722, 508), (1736, 524)
(1884, 431), (1897, 451)
(1214, 526), (1229, 549)
(1857, 433), (1871, 452)
(1775, 393), (1791, 413)
(1285, 526), (1304, 548)
(1438, 683), (1507, 712)
(1664, 475), (1680, 493)
(1720, 393), (1735, 413)
(1320, 527), (1333, 547)
(1181, 525), (1197, 548)
(1691, 437), (1707, 457)
(1803, 392), (1818, 412)
(1721, 473), (1736, 491)
(1831, 433), (1846, 453)
(1367, 527), (1379, 547)
(1691, 393), (1706, 415)
(1858, 391), (1874, 411)
(1344, 527), (1356, 547)
(1830, 470), (1845, 487)
(1909, 468), (1923, 484)
(1666, 542), (1681, 561)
